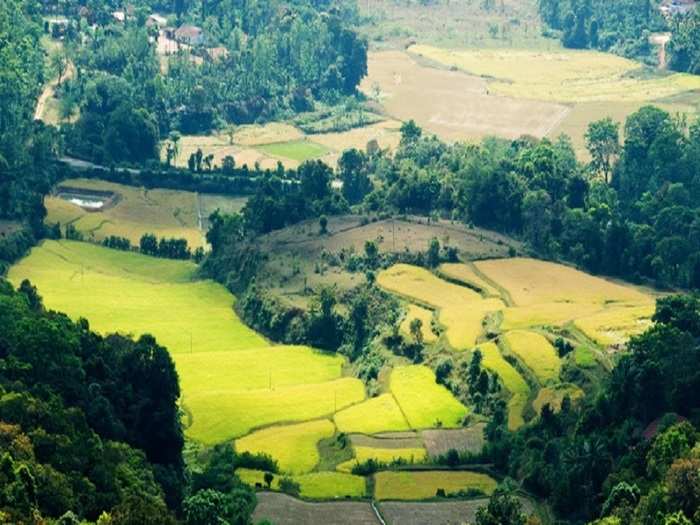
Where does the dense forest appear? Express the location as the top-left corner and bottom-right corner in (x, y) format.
(537, 0), (700, 71)
(48, 0), (367, 163)
(0, 0), (60, 269)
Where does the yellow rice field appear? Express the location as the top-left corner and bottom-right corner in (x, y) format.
(333, 394), (410, 434)
(478, 343), (530, 430)
(236, 419), (336, 474)
(410, 45), (700, 103)
(532, 384), (585, 414)
(502, 331), (561, 384)
(437, 263), (501, 297)
(374, 471), (497, 500)
(390, 366), (468, 429)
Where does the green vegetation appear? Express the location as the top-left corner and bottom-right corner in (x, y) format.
(257, 140), (330, 163)
(574, 345), (597, 368)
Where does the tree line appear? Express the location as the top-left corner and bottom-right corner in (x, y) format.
(538, 0), (700, 72)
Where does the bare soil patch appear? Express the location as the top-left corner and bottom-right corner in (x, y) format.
(378, 498), (535, 525)
(421, 424), (486, 457)
(361, 50), (570, 143)
(252, 492), (379, 525)
(350, 432), (423, 450)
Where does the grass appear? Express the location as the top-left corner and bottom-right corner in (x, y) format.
(237, 469), (366, 499)
(478, 343), (530, 430)
(333, 394), (410, 434)
(256, 140), (329, 163)
(502, 330), (561, 383)
(8, 240), (366, 444)
(574, 346), (597, 368)
(400, 304), (437, 343)
(236, 420), (335, 474)
(390, 366), (468, 429)
(373, 471), (497, 501)
(337, 446), (427, 473)
(45, 178), (205, 249)
(378, 264), (504, 349)
(410, 45), (700, 103)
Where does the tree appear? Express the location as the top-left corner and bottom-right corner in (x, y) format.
(50, 50), (68, 88)
(427, 237), (440, 267)
(409, 318), (424, 345)
(339, 149), (371, 205)
(586, 118), (620, 183)
(319, 215), (328, 235)
(475, 490), (527, 525)
(264, 472), (274, 488)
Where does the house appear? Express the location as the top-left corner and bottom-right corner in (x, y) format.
(174, 25), (205, 46)
(146, 14), (168, 29)
(112, 10), (125, 23)
(660, 0), (697, 18)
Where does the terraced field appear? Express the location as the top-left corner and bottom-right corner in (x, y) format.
(333, 394), (410, 434)
(236, 420), (336, 474)
(378, 264), (504, 349)
(238, 469), (366, 499)
(502, 330), (561, 384)
(479, 342), (531, 430)
(336, 446), (426, 473)
(7, 241), (366, 444)
(390, 366), (469, 429)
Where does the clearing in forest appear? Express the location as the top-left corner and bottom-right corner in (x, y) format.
(7, 240), (366, 444)
(373, 470), (497, 500)
(256, 139), (330, 163)
(389, 365), (468, 429)
(45, 178), (205, 249)
(502, 330), (561, 384)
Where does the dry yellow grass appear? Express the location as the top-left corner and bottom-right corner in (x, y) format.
(574, 303), (655, 346)
(478, 343), (530, 430)
(235, 419), (336, 474)
(234, 123), (304, 146)
(475, 258), (651, 307)
(400, 304), (438, 343)
(410, 45), (700, 103)
(438, 263), (502, 297)
(378, 264), (504, 349)
(502, 330), (561, 384)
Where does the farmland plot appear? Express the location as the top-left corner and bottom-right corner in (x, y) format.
(333, 394), (410, 434)
(502, 330), (561, 383)
(8, 241), (366, 444)
(374, 471), (497, 500)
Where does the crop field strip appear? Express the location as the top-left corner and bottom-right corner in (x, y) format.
(252, 492), (379, 524)
(333, 393), (411, 434)
(336, 445), (427, 473)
